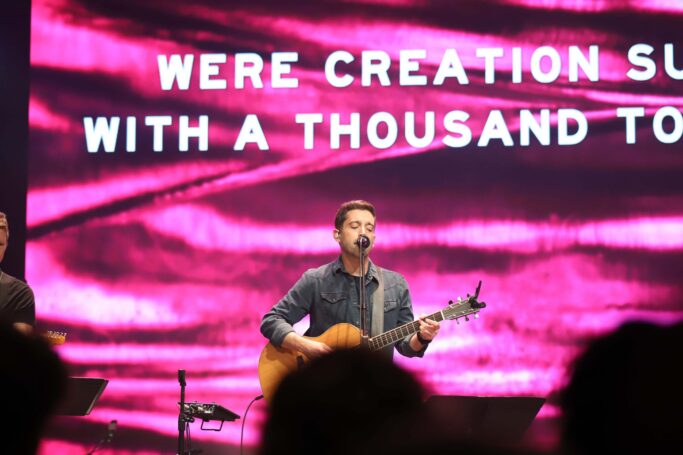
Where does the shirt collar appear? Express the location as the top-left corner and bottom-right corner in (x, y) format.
(333, 256), (379, 282)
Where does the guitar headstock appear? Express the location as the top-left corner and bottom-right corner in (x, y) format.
(44, 331), (67, 346)
(443, 281), (487, 322)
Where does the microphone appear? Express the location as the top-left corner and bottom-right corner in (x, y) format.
(355, 235), (371, 248)
(105, 420), (117, 443)
(86, 420), (118, 454)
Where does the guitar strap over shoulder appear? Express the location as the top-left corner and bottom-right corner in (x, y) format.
(371, 267), (384, 337)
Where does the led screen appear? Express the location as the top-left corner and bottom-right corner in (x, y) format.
(28, 0), (683, 453)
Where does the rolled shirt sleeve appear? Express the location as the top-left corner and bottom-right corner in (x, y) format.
(394, 275), (428, 358)
(260, 271), (315, 347)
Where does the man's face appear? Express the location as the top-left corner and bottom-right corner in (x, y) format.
(0, 230), (7, 264)
(334, 209), (376, 257)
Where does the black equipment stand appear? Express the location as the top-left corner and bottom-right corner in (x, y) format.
(177, 369), (192, 455)
(181, 402), (240, 431)
(176, 370), (240, 454)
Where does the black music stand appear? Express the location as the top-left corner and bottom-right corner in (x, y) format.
(56, 377), (109, 416)
(423, 395), (545, 443)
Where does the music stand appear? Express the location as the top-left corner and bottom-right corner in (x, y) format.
(423, 395), (545, 443)
(56, 377), (109, 416)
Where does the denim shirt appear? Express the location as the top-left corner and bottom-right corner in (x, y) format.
(260, 257), (427, 358)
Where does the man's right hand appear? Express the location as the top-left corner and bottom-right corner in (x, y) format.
(300, 338), (333, 358)
(282, 333), (333, 359)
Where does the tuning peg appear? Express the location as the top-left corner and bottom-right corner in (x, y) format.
(465, 316), (469, 322)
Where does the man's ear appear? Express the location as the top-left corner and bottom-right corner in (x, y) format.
(333, 229), (340, 241)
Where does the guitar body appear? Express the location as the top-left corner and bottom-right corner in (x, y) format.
(258, 323), (362, 403)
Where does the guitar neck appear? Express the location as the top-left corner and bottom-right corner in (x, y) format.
(368, 310), (444, 351)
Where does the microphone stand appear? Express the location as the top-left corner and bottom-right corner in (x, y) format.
(358, 236), (369, 346)
(177, 369), (192, 455)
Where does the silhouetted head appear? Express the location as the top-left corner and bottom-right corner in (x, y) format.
(260, 348), (423, 455)
(0, 323), (68, 454)
(561, 321), (683, 454)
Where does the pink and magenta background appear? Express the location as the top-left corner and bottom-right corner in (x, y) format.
(28, 0), (683, 453)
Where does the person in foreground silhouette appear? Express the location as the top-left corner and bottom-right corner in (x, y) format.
(259, 348), (424, 455)
(0, 322), (67, 454)
(259, 347), (540, 455)
(561, 321), (683, 454)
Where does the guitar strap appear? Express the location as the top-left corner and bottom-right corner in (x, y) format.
(371, 267), (384, 337)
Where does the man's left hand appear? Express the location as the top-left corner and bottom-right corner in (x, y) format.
(417, 313), (440, 341)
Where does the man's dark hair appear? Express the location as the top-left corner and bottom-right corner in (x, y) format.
(334, 200), (376, 230)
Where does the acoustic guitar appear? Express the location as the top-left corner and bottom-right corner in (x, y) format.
(43, 330), (67, 346)
(258, 281), (486, 403)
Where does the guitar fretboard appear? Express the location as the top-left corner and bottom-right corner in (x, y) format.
(368, 310), (445, 351)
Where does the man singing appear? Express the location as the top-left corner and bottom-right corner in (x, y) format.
(260, 200), (440, 359)
(0, 212), (35, 334)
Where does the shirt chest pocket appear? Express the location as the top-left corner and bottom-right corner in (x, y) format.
(320, 292), (347, 304)
(382, 283), (401, 312)
(384, 299), (398, 312)
(319, 292), (348, 322)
